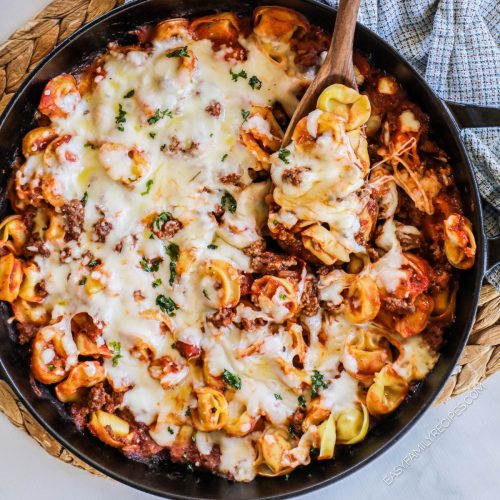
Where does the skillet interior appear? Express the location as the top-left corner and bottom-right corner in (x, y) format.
(0, 1), (486, 498)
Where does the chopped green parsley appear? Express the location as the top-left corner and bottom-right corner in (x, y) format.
(222, 369), (242, 390)
(156, 294), (178, 316)
(229, 68), (247, 81)
(152, 211), (172, 230)
(165, 242), (179, 261)
(115, 103), (126, 131)
(148, 108), (173, 125)
(109, 341), (122, 367)
(140, 256), (161, 273)
(311, 370), (328, 398)
(278, 148), (291, 164)
(166, 46), (189, 58)
(165, 242), (180, 285)
(248, 75), (262, 90)
(221, 191), (237, 214)
(141, 179), (154, 196)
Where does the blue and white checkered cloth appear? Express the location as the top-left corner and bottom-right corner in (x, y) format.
(323, 0), (500, 288)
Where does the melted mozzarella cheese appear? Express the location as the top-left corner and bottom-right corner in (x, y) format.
(23, 24), (442, 481)
(393, 334), (439, 381)
(29, 33), (309, 476)
(319, 371), (359, 415)
(304, 315), (350, 375)
(370, 218), (407, 293)
(218, 434), (256, 482)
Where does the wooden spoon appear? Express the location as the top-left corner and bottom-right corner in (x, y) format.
(282, 0), (361, 146)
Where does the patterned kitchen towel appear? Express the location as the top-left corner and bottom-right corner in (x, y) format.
(322, 0), (500, 288)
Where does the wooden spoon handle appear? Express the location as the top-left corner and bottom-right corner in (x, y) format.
(322, 0), (360, 88)
(282, 0), (360, 146)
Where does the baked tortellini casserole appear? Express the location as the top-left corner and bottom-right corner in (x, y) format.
(0, 7), (476, 482)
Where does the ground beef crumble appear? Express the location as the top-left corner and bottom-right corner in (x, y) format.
(121, 417), (163, 459)
(289, 408), (305, 437)
(88, 382), (124, 413)
(300, 275), (319, 316)
(205, 100), (221, 117)
(272, 223), (323, 265)
(239, 272), (253, 296)
(382, 296), (415, 315)
(282, 167), (309, 186)
(21, 206), (36, 231)
(422, 324), (445, 351)
(92, 217), (113, 243)
(207, 307), (235, 328)
(61, 199), (84, 242)
(243, 240), (266, 257)
(69, 402), (89, 430)
(291, 26), (329, 68)
(17, 322), (38, 345)
(70, 382), (124, 431)
(151, 216), (183, 239)
(238, 316), (267, 332)
(165, 136), (199, 155)
(219, 173), (243, 187)
(24, 232), (50, 258)
(250, 251), (299, 273)
(59, 246), (77, 264)
(170, 442), (221, 472)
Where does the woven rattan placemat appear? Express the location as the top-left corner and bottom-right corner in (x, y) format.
(0, 0), (498, 478)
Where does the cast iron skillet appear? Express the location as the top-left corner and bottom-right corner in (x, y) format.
(0, 1), (499, 498)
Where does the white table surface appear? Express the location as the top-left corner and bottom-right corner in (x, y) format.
(0, 2), (498, 499)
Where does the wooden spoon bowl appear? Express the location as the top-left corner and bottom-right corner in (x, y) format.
(282, 0), (361, 145)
